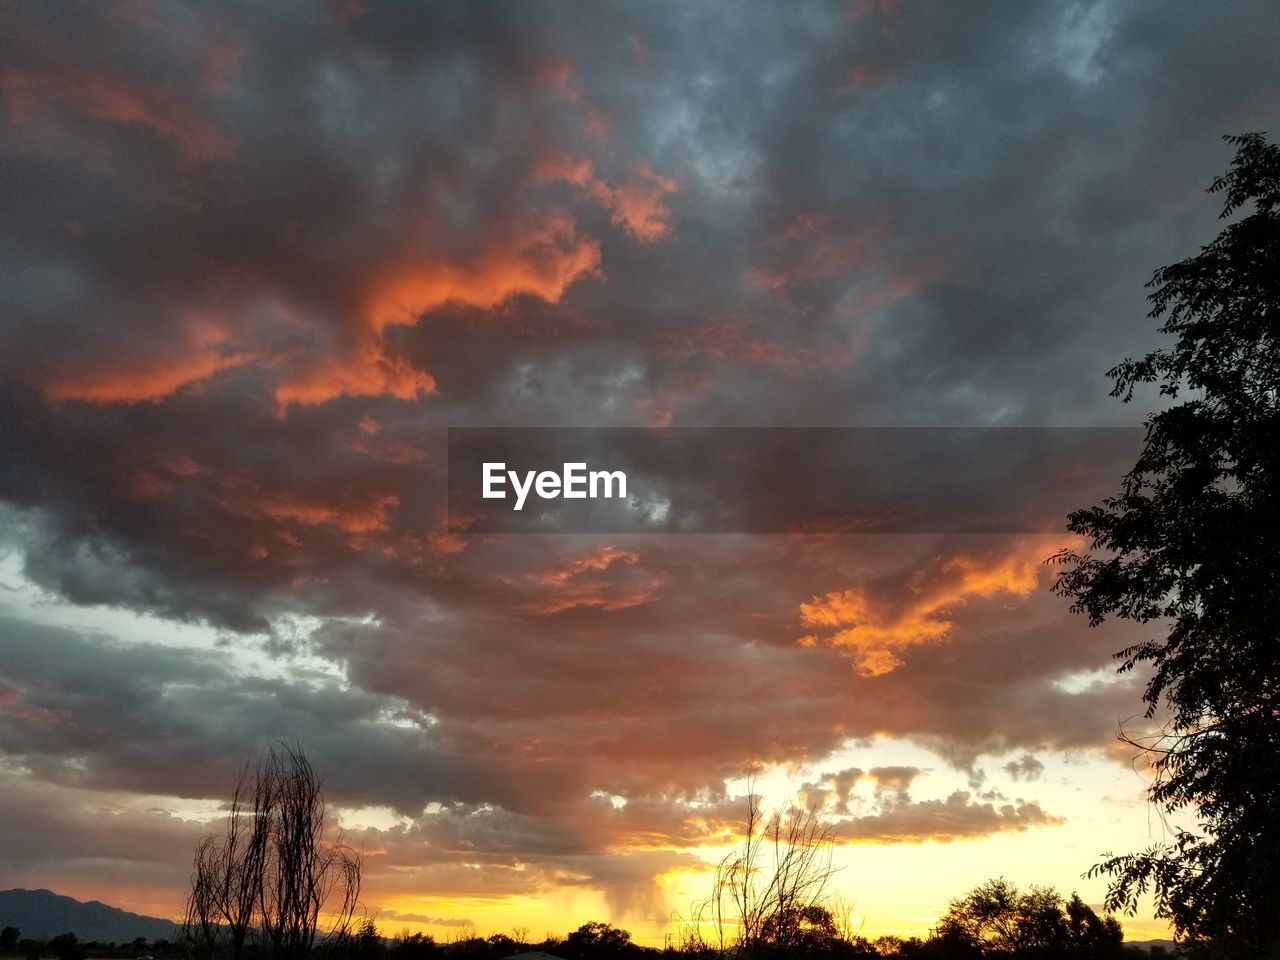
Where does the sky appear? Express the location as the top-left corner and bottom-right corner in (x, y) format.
(1, 0), (1278, 946)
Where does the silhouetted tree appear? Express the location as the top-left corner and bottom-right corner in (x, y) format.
(935, 880), (1122, 959)
(563, 923), (636, 960)
(183, 743), (362, 960)
(1, 929), (19, 953)
(1051, 132), (1280, 958)
(354, 921), (383, 960)
(936, 880), (1063, 957)
(46, 936), (82, 960)
(389, 932), (433, 960)
(1063, 895), (1123, 957)
(482, 935), (516, 956)
(760, 904), (878, 958)
(436, 933), (488, 960)
(688, 783), (852, 959)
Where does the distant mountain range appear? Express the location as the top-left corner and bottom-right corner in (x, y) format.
(0, 890), (177, 943)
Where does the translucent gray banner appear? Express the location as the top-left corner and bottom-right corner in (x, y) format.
(446, 427), (1141, 534)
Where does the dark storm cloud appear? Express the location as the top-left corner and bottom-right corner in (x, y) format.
(0, 0), (1275, 916)
(0, 776), (204, 880)
(0, 617), (503, 812)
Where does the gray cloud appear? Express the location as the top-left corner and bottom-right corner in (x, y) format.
(837, 790), (1063, 844)
(1004, 753), (1047, 782)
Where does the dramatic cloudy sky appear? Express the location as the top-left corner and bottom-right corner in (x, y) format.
(1, 0), (1277, 943)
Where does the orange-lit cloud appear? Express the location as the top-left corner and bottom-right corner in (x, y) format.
(534, 151), (596, 187)
(363, 213), (602, 335)
(272, 342), (438, 409)
(522, 546), (663, 614)
(216, 480), (399, 536)
(0, 5), (238, 165)
(782, 211), (835, 242)
(588, 163), (679, 242)
(274, 212), (603, 409)
(43, 209), (604, 410)
(747, 214), (887, 290)
(537, 154), (680, 243)
(43, 346), (252, 405)
(663, 319), (857, 373)
(800, 548), (1044, 676)
(1, 65), (234, 162)
(536, 59), (580, 102)
(582, 107), (611, 143)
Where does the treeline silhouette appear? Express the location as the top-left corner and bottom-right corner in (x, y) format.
(1, 900), (1165, 960)
(170, 750), (1153, 960)
(0, 929), (184, 960)
(182, 884), (1150, 960)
